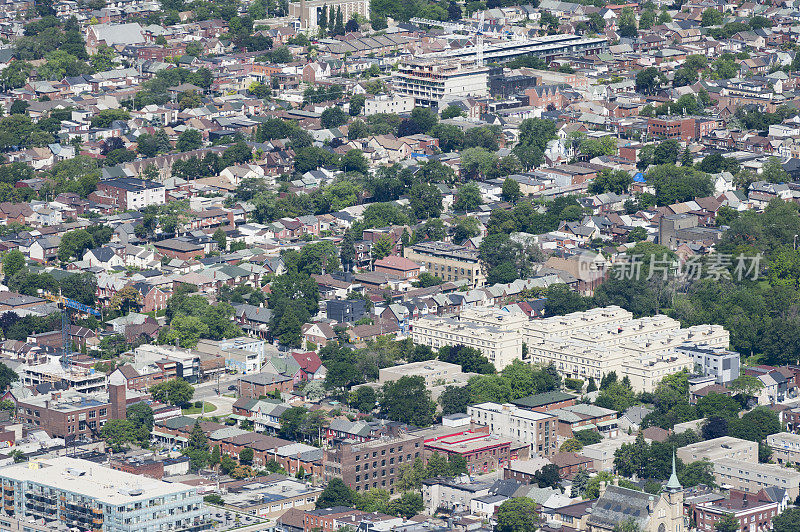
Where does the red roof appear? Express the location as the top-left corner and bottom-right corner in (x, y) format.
(373, 255), (420, 272)
(291, 351), (322, 373)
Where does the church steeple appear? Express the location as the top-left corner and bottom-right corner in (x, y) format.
(665, 451), (682, 493)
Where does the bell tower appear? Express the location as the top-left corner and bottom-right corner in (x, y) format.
(657, 452), (685, 532)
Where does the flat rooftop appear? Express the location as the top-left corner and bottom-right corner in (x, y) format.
(0, 457), (196, 503)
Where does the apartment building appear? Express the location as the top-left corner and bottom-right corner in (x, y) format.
(16, 385), (127, 440)
(195, 337), (266, 374)
(363, 94), (415, 116)
(404, 242), (486, 286)
(423, 431), (516, 474)
(410, 309), (526, 370)
(96, 177), (166, 210)
(523, 306), (729, 392)
(676, 344), (741, 384)
(467, 403), (558, 458)
(395, 59), (489, 108)
(549, 404), (619, 441)
(323, 433), (425, 494)
(0, 457), (207, 532)
(677, 436), (758, 464)
(691, 490), (778, 532)
(421, 478), (492, 515)
(20, 358), (108, 394)
(713, 458), (800, 500)
(410, 318), (521, 371)
(767, 432), (800, 465)
(288, 0), (369, 30)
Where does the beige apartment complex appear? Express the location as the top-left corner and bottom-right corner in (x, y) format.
(289, 0), (370, 30)
(404, 242), (486, 287)
(523, 307), (729, 392)
(713, 458), (800, 500)
(767, 432), (800, 465)
(677, 436), (758, 464)
(467, 402), (559, 457)
(411, 305), (729, 391)
(410, 308), (526, 370)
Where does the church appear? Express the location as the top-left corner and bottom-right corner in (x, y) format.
(587, 455), (685, 532)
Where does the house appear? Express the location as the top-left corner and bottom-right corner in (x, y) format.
(83, 247), (125, 269)
(290, 351), (326, 381)
(301, 322), (336, 350)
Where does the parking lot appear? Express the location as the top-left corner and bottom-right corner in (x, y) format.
(209, 508), (268, 530)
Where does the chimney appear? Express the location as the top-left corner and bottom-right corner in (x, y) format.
(108, 384), (126, 420)
(598, 481), (607, 498)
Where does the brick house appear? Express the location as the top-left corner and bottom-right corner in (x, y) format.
(238, 372), (294, 399)
(153, 238), (205, 260)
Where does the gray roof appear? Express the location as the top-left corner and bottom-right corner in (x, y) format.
(587, 485), (653, 530)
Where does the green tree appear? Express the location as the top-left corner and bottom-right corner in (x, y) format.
(239, 447), (254, 464)
(533, 463), (561, 488)
(635, 67), (665, 95)
(150, 378), (194, 406)
(212, 228), (227, 251)
(701, 8), (723, 27)
(453, 182), (483, 211)
(316, 478), (354, 508)
(2, 250), (26, 278)
(380, 376), (436, 427)
(386, 492), (424, 519)
(176, 129), (202, 152)
(773, 508), (800, 532)
(501, 178), (521, 203)
(351, 386), (377, 412)
(495, 498), (539, 532)
(714, 513), (739, 532)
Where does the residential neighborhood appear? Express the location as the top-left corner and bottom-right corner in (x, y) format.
(0, 0), (797, 531)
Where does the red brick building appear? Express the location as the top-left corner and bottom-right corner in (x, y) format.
(16, 384), (127, 439)
(237, 372), (294, 399)
(373, 255), (421, 279)
(153, 238), (205, 260)
(323, 432), (424, 494)
(690, 490), (778, 532)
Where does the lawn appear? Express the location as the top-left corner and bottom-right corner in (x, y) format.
(182, 402), (218, 415)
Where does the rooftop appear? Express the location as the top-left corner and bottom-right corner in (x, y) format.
(0, 457), (196, 503)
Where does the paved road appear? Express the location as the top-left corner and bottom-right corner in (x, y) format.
(194, 375), (240, 400)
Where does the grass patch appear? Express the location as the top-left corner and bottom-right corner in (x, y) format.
(182, 402), (218, 415)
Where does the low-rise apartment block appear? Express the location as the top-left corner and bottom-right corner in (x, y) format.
(677, 436), (758, 464)
(467, 402), (558, 457)
(423, 430), (519, 474)
(767, 432), (800, 465)
(16, 385), (127, 439)
(524, 306), (729, 392)
(713, 458), (800, 500)
(395, 59), (489, 108)
(363, 94), (415, 116)
(323, 433), (425, 495)
(403, 241), (486, 287)
(410, 309), (525, 370)
(378, 360), (470, 388)
(0, 457), (208, 532)
(421, 477), (492, 515)
(676, 344), (741, 384)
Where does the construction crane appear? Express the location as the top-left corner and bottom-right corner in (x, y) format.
(410, 13), (488, 66)
(44, 292), (102, 369)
